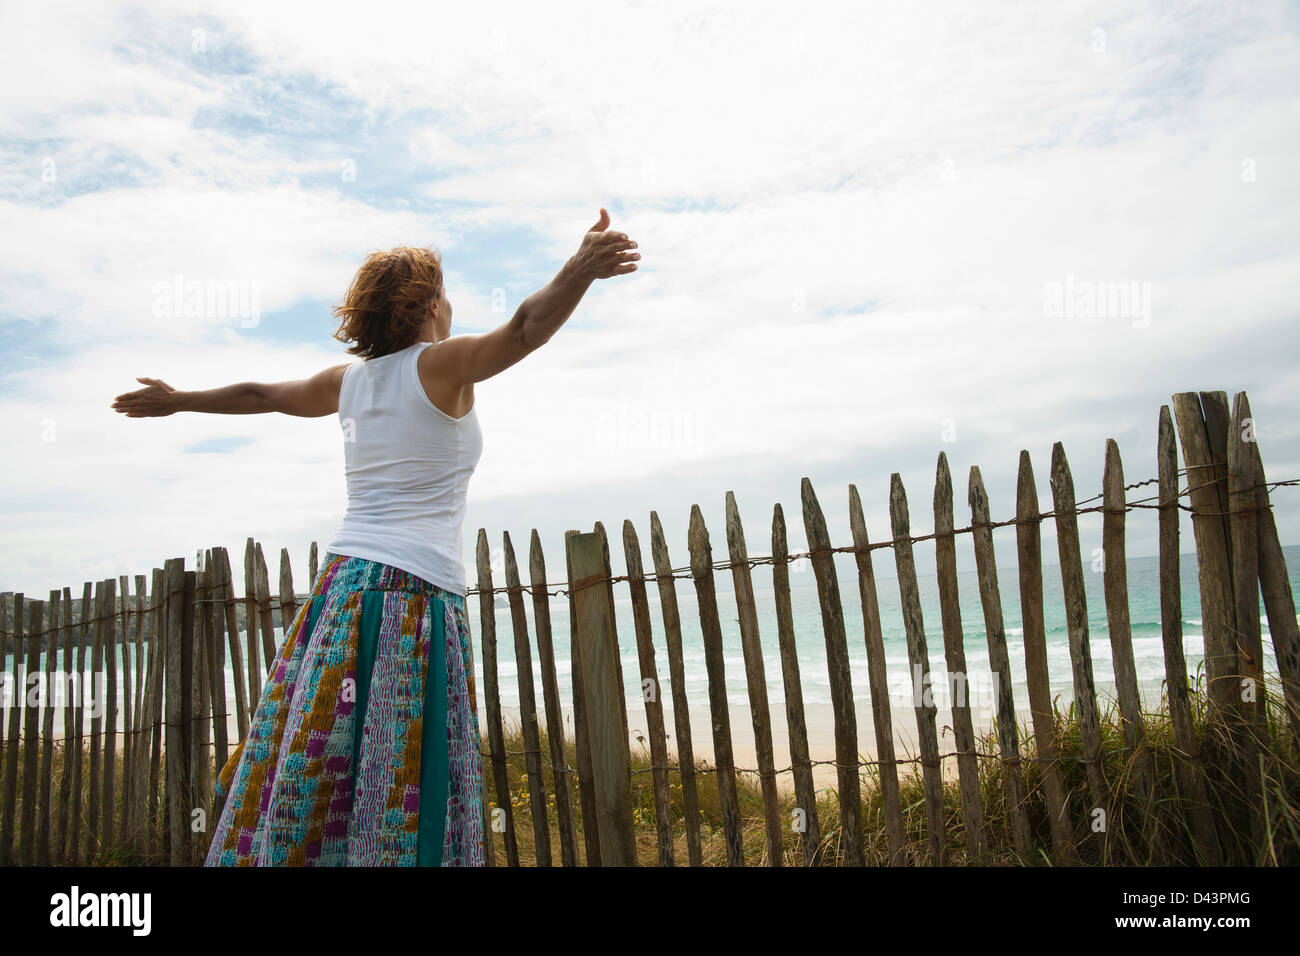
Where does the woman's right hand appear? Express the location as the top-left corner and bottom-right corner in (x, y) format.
(112, 377), (181, 417)
(569, 207), (639, 280)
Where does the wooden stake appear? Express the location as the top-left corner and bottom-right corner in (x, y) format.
(476, 529), (516, 866)
(503, 530), (552, 865)
(724, 491), (782, 865)
(687, 504), (744, 866)
(888, 473), (946, 865)
(528, 529), (578, 866)
(846, 485), (907, 864)
(622, 520), (675, 866)
(649, 512), (703, 866)
(772, 503), (823, 865)
(933, 454), (987, 859)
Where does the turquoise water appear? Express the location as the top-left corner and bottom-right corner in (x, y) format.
(485, 543), (1300, 724)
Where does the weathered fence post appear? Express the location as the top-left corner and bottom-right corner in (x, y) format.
(144, 568), (166, 853)
(1172, 393), (1239, 717)
(968, 467), (1032, 858)
(213, 547), (247, 743)
(130, 572), (147, 850)
(688, 505), (745, 867)
(101, 577), (118, 861)
(37, 593), (57, 865)
(118, 574), (133, 849)
(164, 558), (186, 865)
(253, 543), (276, 672)
(772, 502), (823, 866)
(87, 584), (104, 861)
(503, 530), (551, 866)
(648, 513), (703, 866)
(192, 559), (213, 864)
(889, 473), (946, 865)
(593, 522), (633, 760)
(72, 582), (92, 863)
(567, 530), (637, 866)
(277, 548), (296, 639)
(1173, 390), (1248, 861)
(242, 539), (262, 720)
(180, 565), (197, 863)
(20, 598), (41, 865)
(1049, 443), (1107, 855)
(476, 528), (514, 866)
(1101, 439), (1160, 862)
(800, 478), (864, 866)
(528, 529), (579, 866)
(1227, 392), (1268, 854)
(1016, 452), (1074, 860)
(1228, 393), (1265, 733)
(57, 586), (76, 861)
(724, 491), (782, 866)
(1156, 406), (1223, 865)
(847, 485), (907, 865)
(622, 520), (675, 866)
(934, 454), (987, 859)
(126, 574), (150, 856)
(205, 551), (229, 798)
(1239, 396), (1300, 750)
(0, 594), (21, 866)
(564, 528), (601, 866)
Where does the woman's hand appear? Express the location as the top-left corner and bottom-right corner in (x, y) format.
(567, 207), (639, 280)
(112, 377), (180, 417)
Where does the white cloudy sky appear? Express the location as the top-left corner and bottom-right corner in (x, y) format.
(2, 0), (1298, 596)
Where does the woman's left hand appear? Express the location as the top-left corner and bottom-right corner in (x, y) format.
(568, 208), (639, 281)
(113, 377), (180, 417)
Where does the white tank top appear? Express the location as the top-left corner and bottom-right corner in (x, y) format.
(325, 340), (483, 595)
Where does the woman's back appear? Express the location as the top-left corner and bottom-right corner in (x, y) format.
(326, 340), (483, 595)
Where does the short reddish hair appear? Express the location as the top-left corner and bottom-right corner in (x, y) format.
(332, 246), (443, 359)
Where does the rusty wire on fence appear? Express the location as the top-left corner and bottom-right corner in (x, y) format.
(502, 468), (1297, 600)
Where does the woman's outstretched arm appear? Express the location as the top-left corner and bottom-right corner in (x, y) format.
(112, 364), (349, 418)
(423, 207), (639, 386)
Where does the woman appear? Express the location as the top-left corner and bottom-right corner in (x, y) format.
(112, 208), (640, 866)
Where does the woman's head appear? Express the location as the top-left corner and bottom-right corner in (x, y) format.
(332, 246), (450, 358)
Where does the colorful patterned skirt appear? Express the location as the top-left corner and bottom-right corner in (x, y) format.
(203, 552), (485, 866)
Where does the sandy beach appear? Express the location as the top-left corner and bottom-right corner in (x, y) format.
(493, 677), (1172, 798)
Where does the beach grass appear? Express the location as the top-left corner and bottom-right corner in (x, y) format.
(489, 678), (1300, 866)
(4, 676), (1296, 865)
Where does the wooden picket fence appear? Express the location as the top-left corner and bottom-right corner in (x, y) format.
(0, 539), (321, 866)
(1, 388), (1297, 866)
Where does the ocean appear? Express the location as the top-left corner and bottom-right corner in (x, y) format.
(485, 543), (1300, 724)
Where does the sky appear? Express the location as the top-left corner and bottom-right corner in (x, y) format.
(2, 0), (1298, 597)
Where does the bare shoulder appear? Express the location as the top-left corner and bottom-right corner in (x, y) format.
(418, 320), (534, 388)
(262, 362), (350, 418)
(418, 333), (480, 376)
(315, 362), (350, 401)
(311, 363), (350, 414)
(416, 340), (475, 418)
